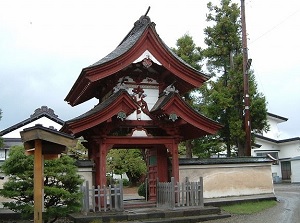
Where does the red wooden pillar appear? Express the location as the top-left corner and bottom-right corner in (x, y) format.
(95, 142), (109, 187)
(147, 148), (157, 201)
(169, 140), (179, 184)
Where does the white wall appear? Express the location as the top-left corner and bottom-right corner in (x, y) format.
(3, 117), (62, 138)
(291, 159), (300, 183)
(180, 163), (274, 198)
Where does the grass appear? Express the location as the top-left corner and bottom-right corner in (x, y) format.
(221, 200), (278, 214)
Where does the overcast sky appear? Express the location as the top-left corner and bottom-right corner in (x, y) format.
(0, 0), (299, 139)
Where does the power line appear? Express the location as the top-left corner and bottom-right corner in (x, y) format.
(249, 8), (300, 45)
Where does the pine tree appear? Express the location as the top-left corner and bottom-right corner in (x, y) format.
(171, 34), (203, 158)
(199, 0), (269, 156)
(0, 146), (83, 223)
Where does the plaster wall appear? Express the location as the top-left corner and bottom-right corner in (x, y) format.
(263, 118), (281, 139)
(279, 142), (300, 159)
(271, 164), (282, 179)
(291, 160), (300, 183)
(3, 117), (62, 138)
(179, 163), (274, 198)
(78, 167), (94, 189)
(254, 139), (278, 151)
(126, 87), (159, 121)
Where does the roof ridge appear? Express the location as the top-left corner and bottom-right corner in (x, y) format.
(118, 15), (152, 46)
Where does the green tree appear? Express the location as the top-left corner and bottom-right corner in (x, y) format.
(68, 137), (88, 160)
(199, 0), (269, 156)
(0, 146), (83, 223)
(107, 149), (146, 186)
(171, 34), (203, 158)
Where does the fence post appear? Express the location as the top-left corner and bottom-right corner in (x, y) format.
(171, 177), (175, 209)
(156, 177), (159, 207)
(103, 185), (107, 212)
(199, 177), (204, 207)
(85, 181), (90, 213)
(108, 185), (112, 210)
(145, 178), (148, 202)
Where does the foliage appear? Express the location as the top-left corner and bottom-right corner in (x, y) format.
(137, 182), (149, 199)
(67, 137), (88, 160)
(193, 135), (224, 158)
(0, 146), (84, 223)
(222, 200), (277, 214)
(198, 0), (269, 156)
(122, 178), (130, 187)
(171, 33), (203, 71)
(106, 149), (146, 186)
(171, 34), (204, 158)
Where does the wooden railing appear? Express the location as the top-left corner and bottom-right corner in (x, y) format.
(157, 177), (204, 209)
(81, 180), (124, 213)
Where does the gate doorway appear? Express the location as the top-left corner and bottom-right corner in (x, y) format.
(281, 161), (291, 180)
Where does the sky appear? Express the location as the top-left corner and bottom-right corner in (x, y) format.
(0, 0), (299, 139)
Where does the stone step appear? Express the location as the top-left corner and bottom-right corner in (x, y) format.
(69, 206), (231, 223)
(123, 213), (231, 223)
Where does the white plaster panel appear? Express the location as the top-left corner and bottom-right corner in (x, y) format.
(133, 50), (161, 65)
(179, 163), (274, 198)
(3, 117), (63, 138)
(291, 160), (300, 183)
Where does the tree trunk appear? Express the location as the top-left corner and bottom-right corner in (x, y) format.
(185, 140), (193, 158)
(226, 141), (231, 157)
(237, 139), (245, 156)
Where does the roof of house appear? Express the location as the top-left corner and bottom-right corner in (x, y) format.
(0, 106), (64, 136)
(179, 157), (273, 165)
(255, 134), (300, 144)
(267, 112), (288, 122)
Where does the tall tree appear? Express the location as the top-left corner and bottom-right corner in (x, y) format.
(199, 0), (269, 156)
(171, 34), (203, 158)
(0, 146), (83, 223)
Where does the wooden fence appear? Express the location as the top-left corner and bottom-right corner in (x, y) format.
(81, 180), (124, 213)
(157, 177), (204, 209)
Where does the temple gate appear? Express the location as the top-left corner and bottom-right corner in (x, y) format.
(61, 13), (221, 201)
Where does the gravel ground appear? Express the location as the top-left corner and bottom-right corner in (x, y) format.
(204, 183), (300, 223)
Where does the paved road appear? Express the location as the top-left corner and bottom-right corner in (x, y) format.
(205, 183), (300, 223)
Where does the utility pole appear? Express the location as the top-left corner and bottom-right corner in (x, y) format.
(241, 0), (252, 156)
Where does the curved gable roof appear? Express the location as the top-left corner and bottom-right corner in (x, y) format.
(65, 15), (209, 106)
(61, 90), (138, 135)
(150, 93), (222, 140)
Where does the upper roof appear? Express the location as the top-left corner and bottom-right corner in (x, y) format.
(65, 14), (209, 106)
(0, 106), (64, 137)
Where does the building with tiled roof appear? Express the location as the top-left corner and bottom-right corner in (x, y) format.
(0, 106), (64, 162)
(253, 112), (300, 183)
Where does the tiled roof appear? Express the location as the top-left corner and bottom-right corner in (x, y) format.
(88, 16), (152, 68)
(267, 112), (288, 121)
(255, 134), (300, 144)
(0, 106), (64, 136)
(64, 89), (131, 124)
(179, 157), (273, 165)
